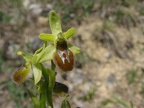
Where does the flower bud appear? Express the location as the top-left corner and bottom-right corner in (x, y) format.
(53, 82), (68, 97)
(13, 66), (30, 84)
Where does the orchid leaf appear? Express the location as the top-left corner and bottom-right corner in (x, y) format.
(47, 68), (56, 91)
(40, 93), (46, 108)
(39, 33), (56, 43)
(61, 95), (71, 108)
(27, 89), (41, 108)
(49, 12), (62, 35)
(64, 28), (76, 39)
(41, 65), (56, 91)
(41, 64), (56, 108)
(37, 81), (47, 93)
(32, 45), (56, 63)
(32, 64), (42, 85)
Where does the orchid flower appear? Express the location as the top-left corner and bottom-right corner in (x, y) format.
(13, 12), (80, 85)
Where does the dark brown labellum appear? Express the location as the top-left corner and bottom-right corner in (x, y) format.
(53, 49), (74, 72)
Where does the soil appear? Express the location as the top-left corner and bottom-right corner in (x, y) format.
(0, 1), (144, 108)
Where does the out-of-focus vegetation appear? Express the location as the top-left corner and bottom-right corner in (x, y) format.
(0, 0), (144, 108)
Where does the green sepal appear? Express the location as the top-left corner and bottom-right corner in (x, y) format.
(64, 28), (76, 39)
(61, 95), (71, 108)
(49, 12), (62, 35)
(39, 33), (56, 43)
(32, 63), (42, 85)
(21, 51), (33, 62)
(69, 45), (80, 54)
(27, 89), (41, 108)
(34, 47), (43, 55)
(53, 82), (68, 97)
(32, 45), (56, 63)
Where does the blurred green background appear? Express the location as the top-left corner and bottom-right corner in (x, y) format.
(0, 0), (144, 108)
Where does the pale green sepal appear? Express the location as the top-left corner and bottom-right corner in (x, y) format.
(32, 63), (42, 85)
(32, 56), (38, 64)
(49, 12), (62, 35)
(64, 28), (76, 39)
(32, 47), (43, 64)
(32, 45), (56, 63)
(20, 51), (33, 62)
(34, 47), (43, 55)
(39, 33), (56, 43)
(69, 45), (80, 54)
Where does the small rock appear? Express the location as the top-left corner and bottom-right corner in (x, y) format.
(46, 4), (53, 10)
(38, 16), (48, 25)
(106, 73), (116, 90)
(29, 37), (43, 52)
(70, 13), (75, 18)
(23, 0), (30, 8)
(68, 69), (84, 84)
(29, 4), (42, 15)
(2, 41), (20, 60)
(104, 52), (111, 59)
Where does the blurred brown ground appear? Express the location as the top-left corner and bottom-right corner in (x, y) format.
(0, 0), (144, 108)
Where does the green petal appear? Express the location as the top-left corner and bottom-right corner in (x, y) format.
(69, 45), (81, 54)
(39, 33), (56, 43)
(64, 28), (76, 39)
(32, 63), (42, 85)
(32, 45), (56, 63)
(13, 64), (30, 84)
(49, 12), (62, 35)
